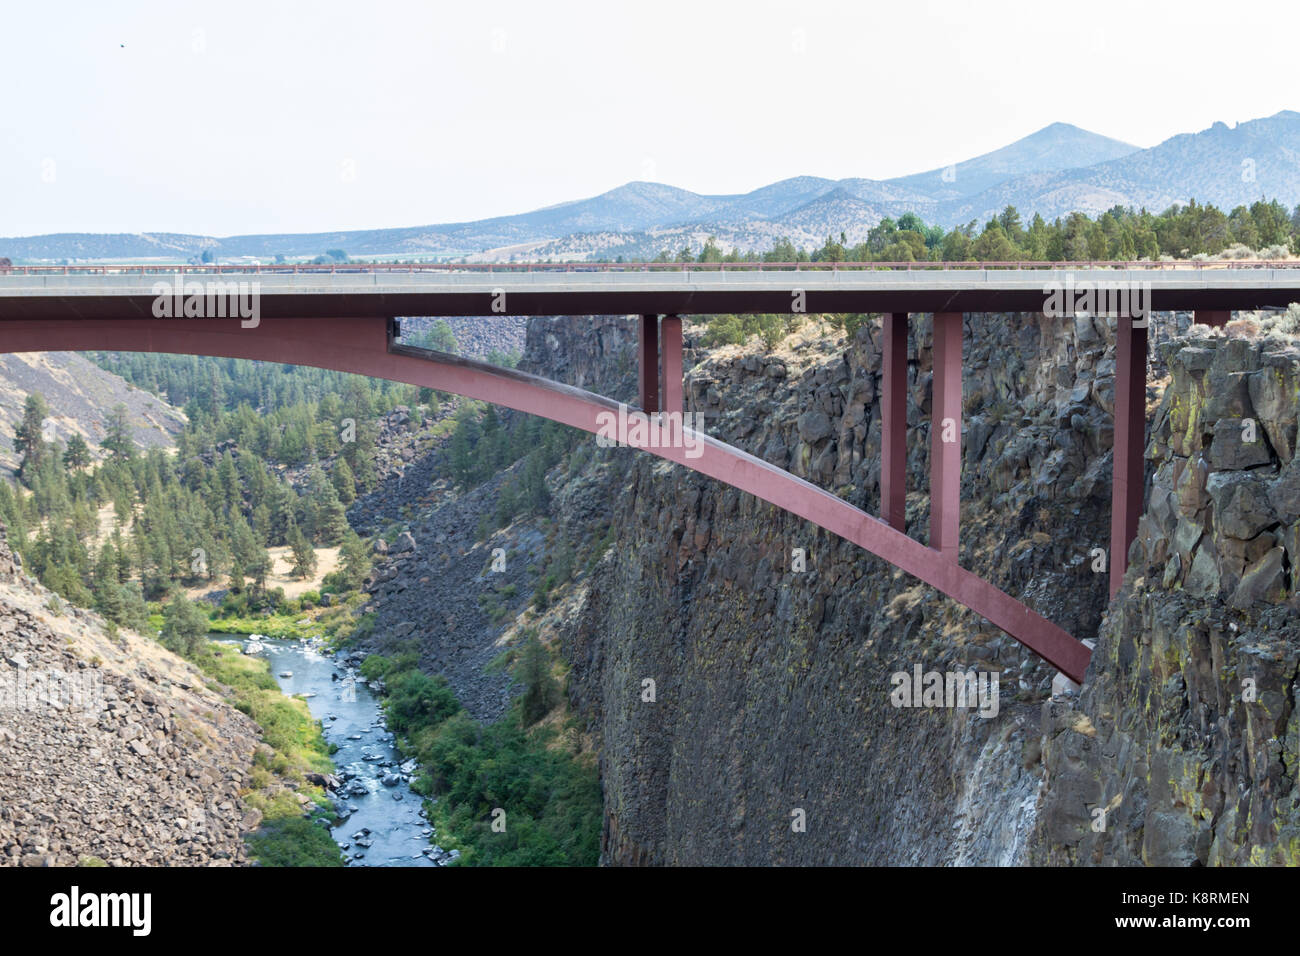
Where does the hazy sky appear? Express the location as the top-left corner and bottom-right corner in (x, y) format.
(2, 0), (1296, 236)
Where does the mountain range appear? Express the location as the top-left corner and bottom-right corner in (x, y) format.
(4, 111), (1299, 263)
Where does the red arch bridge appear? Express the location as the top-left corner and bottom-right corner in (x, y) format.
(4, 261), (1300, 684)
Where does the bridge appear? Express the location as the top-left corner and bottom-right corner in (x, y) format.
(4, 262), (1299, 685)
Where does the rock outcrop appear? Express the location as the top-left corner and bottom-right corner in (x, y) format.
(1030, 328), (1300, 865)
(0, 352), (187, 477)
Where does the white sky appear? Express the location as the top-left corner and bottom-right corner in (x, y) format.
(1, 0), (1296, 236)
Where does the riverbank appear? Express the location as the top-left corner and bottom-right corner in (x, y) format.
(256, 637), (451, 865)
(186, 638), (343, 867)
(355, 649), (601, 866)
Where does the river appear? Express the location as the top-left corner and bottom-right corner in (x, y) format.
(216, 634), (456, 867)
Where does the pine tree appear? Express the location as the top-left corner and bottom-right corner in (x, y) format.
(317, 497), (349, 546)
(13, 393), (51, 483)
(337, 529), (371, 590)
(518, 631), (558, 725)
(94, 576), (127, 625)
(160, 590), (209, 657)
(331, 457), (356, 505)
(63, 433), (92, 469)
(228, 556), (246, 595)
(101, 403), (134, 461)
(287, 517), (317, 579)
(245, 547), (271, 594)
(306, 465), (348, 544)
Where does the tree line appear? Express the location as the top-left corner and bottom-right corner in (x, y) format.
(641, 198), (1300, 264)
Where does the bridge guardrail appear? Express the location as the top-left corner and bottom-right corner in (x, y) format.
(0, 259), (1297, 277)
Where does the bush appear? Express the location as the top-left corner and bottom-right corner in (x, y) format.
(385, 669), (461, 735)
(160, 590), (209, 658)
(699, 313), (803, 349)
(362, 652), (600, 866)
(246, 815), (343, 867)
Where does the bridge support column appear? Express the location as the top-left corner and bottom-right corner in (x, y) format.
(638, 314), (660, 412)
(661, 314), (683, 415)
(881, 312), (909, 531)
(1195, 309), (1230, 328)
(930, 312), (962, 561)
(1110, 313), (1148, 597)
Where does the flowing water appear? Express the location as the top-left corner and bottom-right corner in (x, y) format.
(217, 634), (453, 866)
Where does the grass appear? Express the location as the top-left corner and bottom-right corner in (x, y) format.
(186, 640), (343, 867)
(205, 611), (318, 639)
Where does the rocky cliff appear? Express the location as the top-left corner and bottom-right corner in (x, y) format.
(1031, 327), (1300, 865)
(520, 309), (1114, 864)
(0, 524), (262, 866)
(353, 305), (1299, 866)
(523, 309), (1298, 865)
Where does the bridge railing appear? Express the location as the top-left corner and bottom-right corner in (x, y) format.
(2, 259), (1298, 276)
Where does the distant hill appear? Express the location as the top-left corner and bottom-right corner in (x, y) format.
(941, 111), (1300, 227)
(888, 121), (1141, 201)
(0, 353), (186, 475)
(3, 111), (1298, 262)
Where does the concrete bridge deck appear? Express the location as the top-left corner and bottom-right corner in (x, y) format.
(2, 264), (1299, 318)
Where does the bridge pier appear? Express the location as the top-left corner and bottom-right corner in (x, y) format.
(638, 314), (660, 412)
(929, 312), (962, 561)
(637, 314), (683, 415)
(880, 312), (909, 531)
(1110, 313), (1148, 597)
(661, 314), (683, 415)
(1195, 309), (1230, 328)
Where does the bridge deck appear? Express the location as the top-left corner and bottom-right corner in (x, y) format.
(2, 265), (1299, 317)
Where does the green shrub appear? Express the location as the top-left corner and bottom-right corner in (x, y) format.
(363, 652), (600, 866)
(247, 815), (343, 867)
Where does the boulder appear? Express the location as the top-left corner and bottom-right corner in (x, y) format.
(797, 409), (833, 443)
(1247, 361), (1300, 461)
(1230, 547), (1288, 609)
(1184, 546), (1221, 598)
(1208, 419), (1272, 470)
(1208, 473), (1276, 541)
(1267, 463), (1300, 525)
(305, 772), (340, 791)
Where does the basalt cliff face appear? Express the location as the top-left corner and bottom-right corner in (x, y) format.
(519, 310), (1299, 865)
(1030, 329), (1300, 865)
